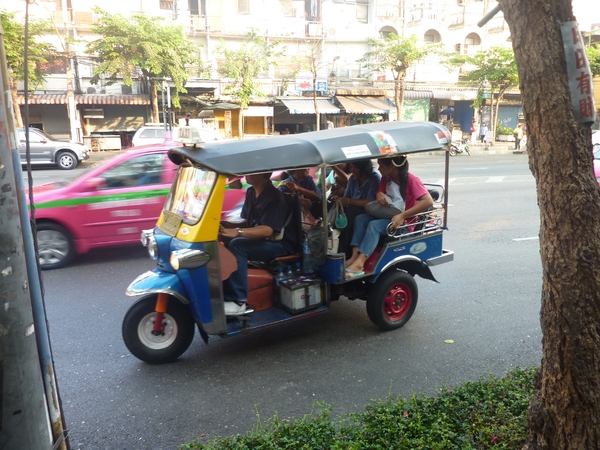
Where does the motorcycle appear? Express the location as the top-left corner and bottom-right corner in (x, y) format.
(121, 121), (455, 364)
(449, 139), (471, 156)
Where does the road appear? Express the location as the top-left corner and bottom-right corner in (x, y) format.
(36, 154), (543, 450)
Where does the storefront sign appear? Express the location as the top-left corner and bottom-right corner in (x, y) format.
(561, 21), (596, 124)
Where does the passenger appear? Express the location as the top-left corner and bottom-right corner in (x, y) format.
(219, 173), (298, 316)
(345, 155), (433, 277)
(329, 158), (381, 257)
(278, 168), (321, 202)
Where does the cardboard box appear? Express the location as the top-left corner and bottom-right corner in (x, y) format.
(281, 279), (324, 313)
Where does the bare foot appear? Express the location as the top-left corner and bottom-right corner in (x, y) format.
(345, 255), (358, 267)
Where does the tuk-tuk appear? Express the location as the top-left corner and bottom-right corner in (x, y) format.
(122, 121), (454, 364)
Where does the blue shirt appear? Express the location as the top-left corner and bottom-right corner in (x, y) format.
(278, 175), (321, 197)
(343, 171), (381, 201)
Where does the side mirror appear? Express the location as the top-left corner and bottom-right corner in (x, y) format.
(83, 177), (106, 191)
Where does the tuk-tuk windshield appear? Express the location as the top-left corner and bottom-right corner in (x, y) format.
(164, 165), (218, 223)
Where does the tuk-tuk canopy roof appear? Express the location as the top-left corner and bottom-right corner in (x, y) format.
(168, 121), (450, 176)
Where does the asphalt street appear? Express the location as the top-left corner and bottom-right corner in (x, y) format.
(34, 152), (542, 450)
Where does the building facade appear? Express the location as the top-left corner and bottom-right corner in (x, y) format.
(9, 0), (600, 142)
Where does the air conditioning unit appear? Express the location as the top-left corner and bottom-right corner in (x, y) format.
(328, 27), (337, 36)
(86, 86), (96, 94)
(121, 84), (133, 95)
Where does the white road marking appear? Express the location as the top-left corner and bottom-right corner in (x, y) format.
(513, 237), (539, 241)
(486, 176), (505, 183)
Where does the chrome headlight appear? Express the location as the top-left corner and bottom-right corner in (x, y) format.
(147, 236), (159, 260)
(170, 248), (211, 270)
(140, 229), (154, 247)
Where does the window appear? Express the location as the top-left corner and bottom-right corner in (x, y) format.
(160, 0), (174, 10)
(356, 0), (368, 23)
(39, 57), (67, 75)
(101, 154), (165, 189)
(237, 0), (250, 14)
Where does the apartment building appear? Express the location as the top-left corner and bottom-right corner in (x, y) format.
(8, 0), (599, 141)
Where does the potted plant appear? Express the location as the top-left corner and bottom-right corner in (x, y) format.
(495, 124), (515, 142)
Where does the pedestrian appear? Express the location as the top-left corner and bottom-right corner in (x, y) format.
(185, 113), (191, 126)
(470, 120), (478, 146)
(513, 123), (524, 150)
(479, 122), (488, 144)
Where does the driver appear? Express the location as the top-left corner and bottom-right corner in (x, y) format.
(219, 173), (297, 316)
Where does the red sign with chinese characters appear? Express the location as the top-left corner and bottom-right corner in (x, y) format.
(561, 21), (596, 124)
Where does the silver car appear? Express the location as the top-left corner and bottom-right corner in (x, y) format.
(18, 127), (90, 170)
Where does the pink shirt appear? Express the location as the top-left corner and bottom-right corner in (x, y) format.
(378, 173), (429, 211)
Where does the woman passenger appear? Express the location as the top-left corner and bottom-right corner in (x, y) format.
(345, 155), (433, 276)
(330, 158), (381, 257)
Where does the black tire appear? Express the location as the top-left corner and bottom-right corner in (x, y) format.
(366, 270), (418, 331)
(37, 222), (76, 270)
(56, 151), (78, 170)
(122, 295), (195, 364)
(449, 145), (457, 156)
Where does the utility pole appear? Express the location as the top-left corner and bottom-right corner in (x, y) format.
(0, 8), (68, 449)
(61, 0), (81, 143)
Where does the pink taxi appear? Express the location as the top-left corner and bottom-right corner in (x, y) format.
(32, 143), (246, 270)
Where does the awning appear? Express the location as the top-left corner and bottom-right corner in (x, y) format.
(279, 98), (340, 114)
(17, 94), (151, 105)
(432, 90), (479, 101)
(335, 88), (387, 96)
(404, 90), (434, 99)
(244, 106), (273, 117)
(336, 96), (395, 114)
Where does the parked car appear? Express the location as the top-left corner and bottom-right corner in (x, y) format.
(131, 124), (223, 147)
(32, 143), (246, 270)
(18, 127), (90, 170)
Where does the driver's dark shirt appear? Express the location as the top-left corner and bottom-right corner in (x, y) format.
(241, 182), (296, 251)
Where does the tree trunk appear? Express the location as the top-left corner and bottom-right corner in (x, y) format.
(313, 74), (320, 131)
(238, 108), (244, 139)
(501, 0), (600, 448)
(10, 79), (23, 128)
(398, 72), (406, 121)
(150, 81), (159, 124)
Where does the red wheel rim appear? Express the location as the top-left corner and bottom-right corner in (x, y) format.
(383, 282), (412, 321)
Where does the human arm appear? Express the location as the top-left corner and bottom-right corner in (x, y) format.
(220, 224), (273, 239)
(285, 179), (320, 202)
(390, 193), (434, 229)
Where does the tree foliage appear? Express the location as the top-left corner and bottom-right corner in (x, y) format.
(446, 46), (519, 141)
(1, 11), (56, 126)
(360, 34), (438, 120)
(586, 45), (600, 77)
(216, 31), (283, 137)
(85, 8), (204, 121)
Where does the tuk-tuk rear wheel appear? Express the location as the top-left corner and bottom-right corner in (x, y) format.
(367, 271), (418, 331)
(122, 295), (195, 364)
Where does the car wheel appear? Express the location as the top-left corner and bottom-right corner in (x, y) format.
(122, 295), (195, 364)
(56, 151), (78, 170)
(449, 145), (457, 156)
(37, 222), (76, 270)
(366, 270), (418, 331)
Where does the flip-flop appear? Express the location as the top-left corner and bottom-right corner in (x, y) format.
(345, 268), (364, 279)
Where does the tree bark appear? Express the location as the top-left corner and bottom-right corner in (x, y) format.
(501, 0), (600, 448)
(150, 81), (159, 124)
(10, 79), (22, 128)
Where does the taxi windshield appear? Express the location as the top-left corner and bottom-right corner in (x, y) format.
(164, 165), (218, 223)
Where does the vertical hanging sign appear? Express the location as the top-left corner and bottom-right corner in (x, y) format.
(561, 21), (596, 124)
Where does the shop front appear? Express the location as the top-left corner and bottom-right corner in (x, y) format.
(274, 97), (340, 133)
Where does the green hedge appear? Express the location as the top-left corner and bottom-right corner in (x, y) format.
(181, 367), (537, 450)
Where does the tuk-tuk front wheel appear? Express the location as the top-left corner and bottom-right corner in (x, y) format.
(122, 295), (195, 364)
(367, 271), (418, 331)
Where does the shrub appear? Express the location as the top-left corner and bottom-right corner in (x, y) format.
(181, 367), (537, 450)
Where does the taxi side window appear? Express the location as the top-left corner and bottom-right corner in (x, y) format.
(101, 154), (165, 188)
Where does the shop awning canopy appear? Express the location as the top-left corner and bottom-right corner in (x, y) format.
(336, 96), (395, 114)
(432, 90), (479, 101)
(17, 94), (151, 105)
(404, 90), (434, 99)
(279, 98), (340, 114)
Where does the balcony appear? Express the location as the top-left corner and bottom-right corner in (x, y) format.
(189, 15), (314, 38)
(406, 8), (443, 26)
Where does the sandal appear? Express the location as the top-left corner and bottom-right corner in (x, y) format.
(345, 268), (364, 279)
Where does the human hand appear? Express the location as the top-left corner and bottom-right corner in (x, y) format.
(390, 213), (406, 229)
(376, 192), (389, 207)
(219, 228), (238, 239)
(285, 181), (297, 192)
